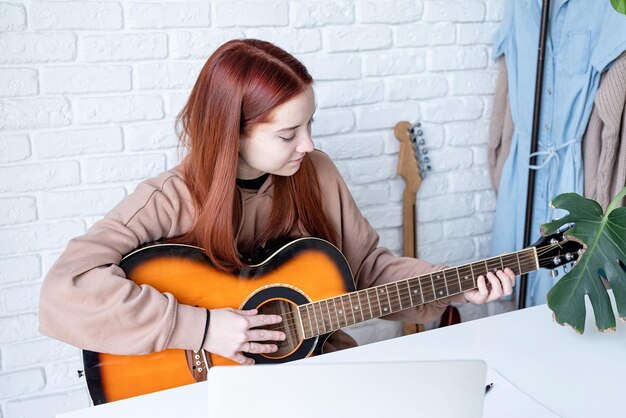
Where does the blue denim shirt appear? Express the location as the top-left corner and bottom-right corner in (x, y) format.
(491, 0), (626, 306)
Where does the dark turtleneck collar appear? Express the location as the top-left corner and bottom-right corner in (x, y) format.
(236, 173), (270, 191)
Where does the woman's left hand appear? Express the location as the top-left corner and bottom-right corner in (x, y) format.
(463, 267), (516, 304)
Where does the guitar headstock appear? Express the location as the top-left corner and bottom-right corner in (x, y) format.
(533, 227), (584, 272)
(394, 121), (432, 194)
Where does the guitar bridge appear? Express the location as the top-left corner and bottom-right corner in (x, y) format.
(185, 349), (209, 382)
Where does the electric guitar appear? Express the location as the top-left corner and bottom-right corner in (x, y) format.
(395, 120), (431, 259)
(83, 232), (582, 404)
(395, 121), (439, 333)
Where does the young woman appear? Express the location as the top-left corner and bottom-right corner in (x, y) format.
(39, 39), (515, 366)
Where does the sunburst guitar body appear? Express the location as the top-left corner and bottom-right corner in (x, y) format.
(83, 238), (355, 404)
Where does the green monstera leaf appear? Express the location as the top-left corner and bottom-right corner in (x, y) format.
(611, 0), (626, 15)
(541, 187), (626, 334)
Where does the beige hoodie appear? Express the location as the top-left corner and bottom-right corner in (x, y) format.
(39, 150), (458, 355)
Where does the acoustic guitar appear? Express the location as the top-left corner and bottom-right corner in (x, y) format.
(83, 232), (582, 404)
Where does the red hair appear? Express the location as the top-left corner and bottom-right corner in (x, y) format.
(176, 39), (337, 271)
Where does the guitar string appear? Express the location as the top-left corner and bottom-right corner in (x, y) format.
(245, 243), (576, 332)
(261, 261), (538, 337)
(258, 243), (572, 332)
(267, 242), (567, 324)
(263, 253), (570, 337)
(251, 245), (575, 336)
(256, 240), (569, 325)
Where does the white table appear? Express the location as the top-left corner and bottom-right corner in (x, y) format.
(59, 293), (625, 418)
(306, 293), (625, 418)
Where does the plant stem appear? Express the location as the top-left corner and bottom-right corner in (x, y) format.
(606, 186), (626, 214)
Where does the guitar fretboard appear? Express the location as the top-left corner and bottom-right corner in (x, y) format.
(298, 248), (538, 339)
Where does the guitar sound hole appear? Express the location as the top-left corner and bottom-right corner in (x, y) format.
(255, 299), (303, 359)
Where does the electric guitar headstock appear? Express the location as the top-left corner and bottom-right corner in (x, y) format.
(394, 121), (432, 194)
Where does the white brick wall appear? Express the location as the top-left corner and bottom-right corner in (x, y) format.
(0, 1), (504, 416)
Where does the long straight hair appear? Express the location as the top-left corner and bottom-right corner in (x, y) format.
(176, 39), (337, 271)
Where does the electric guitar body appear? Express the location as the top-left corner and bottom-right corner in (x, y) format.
(83, 237), (355, 405)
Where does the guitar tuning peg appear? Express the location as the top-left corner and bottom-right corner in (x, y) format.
(550, 269), (559, 278)
(416, 129), (423, 136)
(421, 147), (428, 155)
(426, 164), (432, 171)
(419, 138), (426, 145)
(423, 157), (430, 164)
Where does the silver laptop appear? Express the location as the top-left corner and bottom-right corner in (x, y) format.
(207, 360), (487, 418)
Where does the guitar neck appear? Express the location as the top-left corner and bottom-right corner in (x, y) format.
(401, 189), (417, 258)
(299, 247), (538, 339)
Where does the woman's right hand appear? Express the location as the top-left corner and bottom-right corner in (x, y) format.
(203, 308), (286, 365)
